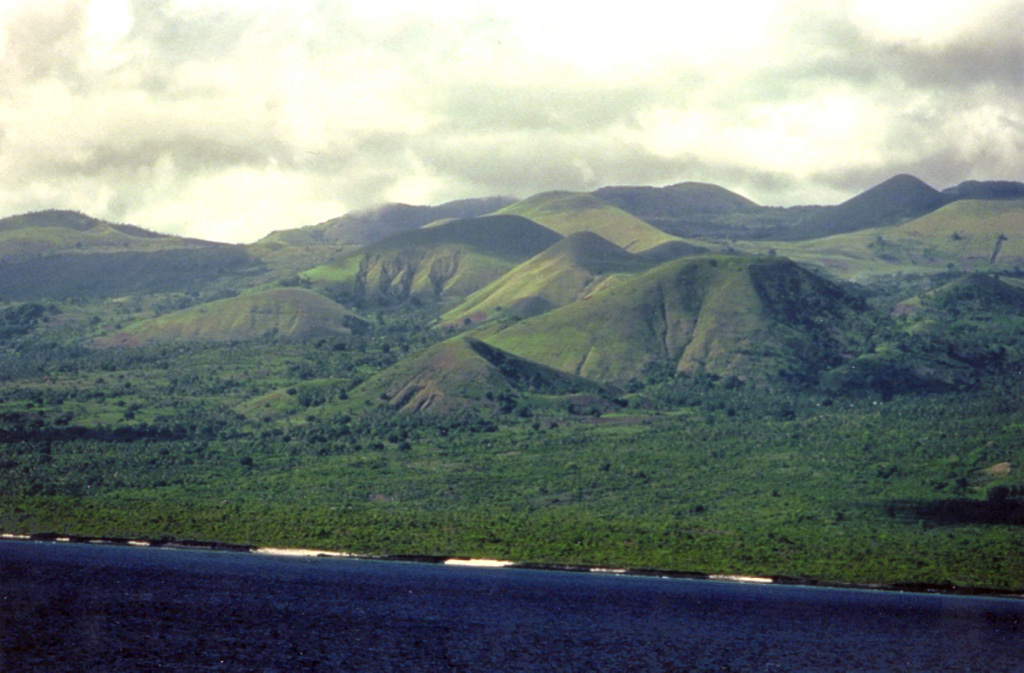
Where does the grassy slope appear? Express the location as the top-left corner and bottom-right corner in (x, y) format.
(440, 232), (653, 325)
(102, 288), (365, 344)
(350, 335), (612, 413)
(745, 200), (1024, 280)
(309, 215), (562, 302)
(485, 255), (868, 385)
(498, 192), (680, 252)
(0, 211), (215, 261)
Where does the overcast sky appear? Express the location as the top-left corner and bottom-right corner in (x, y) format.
(1, 0), (1021, 243)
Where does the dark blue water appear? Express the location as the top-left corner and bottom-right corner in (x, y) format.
(1, 540), (1021, 672)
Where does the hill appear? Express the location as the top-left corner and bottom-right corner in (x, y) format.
(0, 209), (219, 261)
(823, 273), (1024, 396)
(307, 215), (562, 305)
(259, 197), (515, 248)
(497, 192), (679, 252)
(353, 335), (614, 413)
(751, 199), (1024, 280)
(0, 210), (262, 301)
(593, 182), (762, 238)
(773, 175), (949, 241)
(440, 232), (653, 325)
(895, 273), (1024, 319)
(483, 255), (871, 386)
(0, 247), (260, 301)
(97, 288), (368, 345)
(941, 180), (1024, 201)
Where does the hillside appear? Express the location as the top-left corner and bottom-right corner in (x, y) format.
(97, 288), (368, 345)
(0, 210), (264, 301)
(895, 273), (1024, 319)
(259, 197), (515, 248)
(750, 199), (1024, 280)
(497, 192), (679, 252)
(353, 335), (614, 413)
(483, 255), (871, 385)
(441, 232), (653, 325)
(0, 210), (215, 261)
(773, 175), (948, 241)
(308, 215), (562, 305)
(593, 182), (763, 238)
(942, 180), (1024, 201)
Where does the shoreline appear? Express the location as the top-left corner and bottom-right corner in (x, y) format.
(3, 531), (1022, 601)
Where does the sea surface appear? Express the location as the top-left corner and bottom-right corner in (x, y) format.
(1, 540), (1021, 672)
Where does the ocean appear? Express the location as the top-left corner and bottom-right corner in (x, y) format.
(1, 540), (1021, 672)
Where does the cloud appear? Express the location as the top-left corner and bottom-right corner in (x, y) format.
(0, 0), (1021, 241)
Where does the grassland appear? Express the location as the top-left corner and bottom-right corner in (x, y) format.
(741, 200), (1024, 280)
(499, 192), (679, 252)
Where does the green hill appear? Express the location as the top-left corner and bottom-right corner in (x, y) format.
(750, 200), (1024, 280)
(307, 215), (562, 305)
(353, 335), (613, 413)
(0, 210), (215, 260)
(774, 174), (948, 241)
(440, 232), (653, 325)
(896, 273), (1024, 319)
(98, 288), (368, 345)
(0, 247), (259, 301)
(0, 210), (261, 300)
(483, 255), (871, 385)
(593, 182), (762, 238)
(497, 192), (679, 252)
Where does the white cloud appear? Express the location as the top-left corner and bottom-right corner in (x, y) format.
(849, 0), (1011, 46)
(0, 0), (1020, 242)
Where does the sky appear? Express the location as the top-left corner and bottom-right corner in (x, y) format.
(0, 0), (1021, 243)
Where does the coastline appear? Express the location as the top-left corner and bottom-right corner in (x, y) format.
(3, 531), (1022, 601)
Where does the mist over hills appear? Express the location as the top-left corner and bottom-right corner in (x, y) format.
(260, 196), (517, 248)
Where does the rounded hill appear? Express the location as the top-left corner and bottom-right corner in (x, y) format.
(484, 255), (870, 385)
(99, 288), (368, 345)
(498, 192), (679, 252)
(442, 232), (650, 325)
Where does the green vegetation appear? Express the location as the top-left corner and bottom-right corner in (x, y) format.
(1, 178), (1023, 593)
(441, 232), (651, 325)
(498, 192), (679, 252)
(1, 278), (1023, 591)
(97, 288), (369, 345)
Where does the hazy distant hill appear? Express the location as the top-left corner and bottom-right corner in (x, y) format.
(0, 209), (216, 261)
(594, 176), (1024, 242)
(260, 197), (515, 248)
(0, 209), (263, 301)
(755, 199), (1024, 280)
(769, 175), (949, 241)
(484, 255), (870, 385)
(593, 182), (762, 239)
(942, 180), (1024, 201)
(97, 288), (368, 346)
